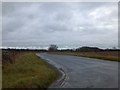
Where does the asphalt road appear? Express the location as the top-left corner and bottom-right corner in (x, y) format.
(37, 53), (118, 88)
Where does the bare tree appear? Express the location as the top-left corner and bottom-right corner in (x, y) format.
(48, 44), (58, 51)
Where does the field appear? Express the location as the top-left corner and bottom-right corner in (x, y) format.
(49, 51), (119, 62)
(2, 50), (59, 88)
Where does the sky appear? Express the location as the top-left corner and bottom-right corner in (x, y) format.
(2, 2), (118, 49)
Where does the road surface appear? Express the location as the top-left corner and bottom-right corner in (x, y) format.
(37, 53), (118, 88)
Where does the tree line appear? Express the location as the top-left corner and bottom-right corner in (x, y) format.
(2, 44), (120, 52)
(48, 44), (119, 52)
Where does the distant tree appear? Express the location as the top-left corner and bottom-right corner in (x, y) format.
(48, 44), (58, 51)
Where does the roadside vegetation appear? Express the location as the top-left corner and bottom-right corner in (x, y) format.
(2, 50), (59, 88)
(49, 51), (119, 62)
(2, 45), (119, 88)
(48, 45), (119, 62)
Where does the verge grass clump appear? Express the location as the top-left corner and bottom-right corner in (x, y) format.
(3, 51), (59, 88)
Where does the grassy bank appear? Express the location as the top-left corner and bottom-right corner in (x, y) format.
(3, 51), (59, 88)
(49, 51), (119, 62)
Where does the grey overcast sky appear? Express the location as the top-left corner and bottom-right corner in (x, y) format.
(2, 2), (118, 49)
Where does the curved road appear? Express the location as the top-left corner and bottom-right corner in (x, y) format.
(37, 53), (118, 88)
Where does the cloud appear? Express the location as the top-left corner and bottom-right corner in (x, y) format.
(2, 2), (118, 49)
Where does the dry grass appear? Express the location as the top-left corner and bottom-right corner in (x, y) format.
(2, 51), (59, 88)
(50, 51), (119, 62)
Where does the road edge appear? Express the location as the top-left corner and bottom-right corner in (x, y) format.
(36, 53), (67, 88)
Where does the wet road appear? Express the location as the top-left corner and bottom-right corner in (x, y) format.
(37, 53), (118, 88)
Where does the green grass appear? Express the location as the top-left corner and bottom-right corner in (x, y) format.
(49, 51), (119, 62)
(3, 52), (59, 88)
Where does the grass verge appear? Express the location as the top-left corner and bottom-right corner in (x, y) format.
(3, 52), (59, 88)
(49, 51), (119, 62)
